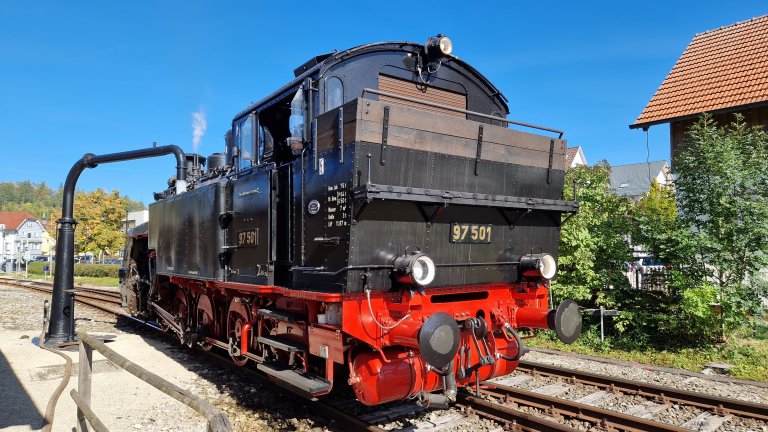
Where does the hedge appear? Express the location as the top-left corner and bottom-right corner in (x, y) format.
(27, 262), (120, 278)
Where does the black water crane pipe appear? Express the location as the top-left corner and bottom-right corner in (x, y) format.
(45, 145), (186, 347)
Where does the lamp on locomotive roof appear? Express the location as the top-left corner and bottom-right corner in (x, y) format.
(424, 34), (453, 57)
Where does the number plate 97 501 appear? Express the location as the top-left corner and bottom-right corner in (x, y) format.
(449, 223), (493, 244)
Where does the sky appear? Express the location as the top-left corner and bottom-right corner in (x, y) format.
(1, 1), (766, 205)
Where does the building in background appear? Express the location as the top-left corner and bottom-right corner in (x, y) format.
(631, 15), (768, 158)
(0, 212), (48, 262)
(609, 161), (673, 201)
(124, 210), (149, 233)
(565, 146), (587, 168)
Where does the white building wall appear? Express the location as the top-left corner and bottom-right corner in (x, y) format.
(0, 219), (47, 260)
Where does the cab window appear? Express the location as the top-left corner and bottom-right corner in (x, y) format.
(326, 77), (343, 111)
(237, 114), (256, 169)
(259, 125), (274, 161)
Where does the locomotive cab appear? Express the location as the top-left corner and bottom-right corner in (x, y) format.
(124, 36), (582, 407)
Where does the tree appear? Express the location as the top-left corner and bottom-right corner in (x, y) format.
(554, 162), (634, 302)
(674, 114), (768, 323)
(74, 189), (129, 257)
(630, 180), (702, 287)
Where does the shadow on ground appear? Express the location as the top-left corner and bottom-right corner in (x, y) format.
(0, 347), (45, 430)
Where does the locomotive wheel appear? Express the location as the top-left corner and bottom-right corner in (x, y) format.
(227, 298), (251, 366)
(196, 294), (215, 352)
(174, 289), (190, 345)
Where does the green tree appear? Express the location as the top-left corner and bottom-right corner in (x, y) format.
(74, 189), (129, 257)
(555, 162), (633, 303)
(674, 114), (768, 325)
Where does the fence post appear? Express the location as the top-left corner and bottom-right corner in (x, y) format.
(77, 340), (93, 432)
(599, 306), (605, 343)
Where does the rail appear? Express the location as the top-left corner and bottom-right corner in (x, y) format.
(74, 332), (233, 432)
(361, 88), (565, 138)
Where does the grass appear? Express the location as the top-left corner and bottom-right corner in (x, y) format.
(526, 325), (768, 382)
(6, 272), (120, 287)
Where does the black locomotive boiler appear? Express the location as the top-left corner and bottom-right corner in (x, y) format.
(120, 35), (581, 406)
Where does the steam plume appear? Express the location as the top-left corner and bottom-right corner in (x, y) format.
(192, 108), (207, 152)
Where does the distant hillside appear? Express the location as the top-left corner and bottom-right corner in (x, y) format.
(0, 181), (145, 229)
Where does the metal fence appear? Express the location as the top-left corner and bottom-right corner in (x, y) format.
(73, 332), (232, 432)
(626, 269), (670, 291)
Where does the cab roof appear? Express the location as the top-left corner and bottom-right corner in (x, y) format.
(233, 41), (509, 121)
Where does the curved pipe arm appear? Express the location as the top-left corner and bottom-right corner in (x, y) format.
(46, 145), (185, 346)
(60, 145), (186, 221)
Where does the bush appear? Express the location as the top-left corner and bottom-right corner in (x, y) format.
(584, 288), (720, 350)
(26, 262), (120, 278)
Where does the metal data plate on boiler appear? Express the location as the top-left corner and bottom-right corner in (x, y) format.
(449, 223), (493, 244)
(237, 229), (258, 247)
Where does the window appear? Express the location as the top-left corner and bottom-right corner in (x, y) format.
(259, 125), (274, 161)
(289, 87), (305, 141)
(237, 114), (256, 169)
(326, 77), (344, 111)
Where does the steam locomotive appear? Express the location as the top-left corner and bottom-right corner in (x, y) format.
(120, 35), (581, 407)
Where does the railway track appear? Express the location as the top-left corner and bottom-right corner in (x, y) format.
(5, 276), (768, 431)
(0, 276), (123, 310)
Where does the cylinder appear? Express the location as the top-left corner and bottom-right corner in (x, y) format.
(515, 307), (553, 329)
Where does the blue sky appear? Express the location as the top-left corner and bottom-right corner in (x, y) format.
(1, 1), (766, 205)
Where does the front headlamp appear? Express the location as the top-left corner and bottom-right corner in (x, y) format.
(519, 253), (557, 280)
(393, 251), (436, 287)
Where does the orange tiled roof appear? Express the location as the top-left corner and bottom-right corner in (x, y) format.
(0, 212), (37, 231)
(632, 15), (768, 128)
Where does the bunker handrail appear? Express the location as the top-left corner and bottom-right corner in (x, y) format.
(360, 88), (564, 138)
(75, 332), (233, 432)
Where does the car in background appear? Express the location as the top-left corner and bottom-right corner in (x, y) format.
(2, 258), (26, 270)
(635, 256), (668, 274)
(102, 258), (122, 264)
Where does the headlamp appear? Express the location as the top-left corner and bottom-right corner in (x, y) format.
(393, 251), (436, 287)
(425, 34), (453, 57)
(519, 253), (557, 280)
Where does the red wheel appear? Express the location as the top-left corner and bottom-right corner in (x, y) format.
(196, 294), (215, 352)
(227, 297), (251, 366)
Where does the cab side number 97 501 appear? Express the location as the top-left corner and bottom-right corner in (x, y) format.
(449, 223), (492, 244)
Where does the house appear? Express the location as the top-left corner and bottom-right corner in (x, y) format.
(0, 212), (49, 262)
(609, 161), (673, 201)
(122, 210), (149, 233)
(630, 15), (768, 158)
(565, 146), (587, 168)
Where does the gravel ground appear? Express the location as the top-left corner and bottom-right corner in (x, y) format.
(0, 284), (121, 335)
(378, 407), (502, 432)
